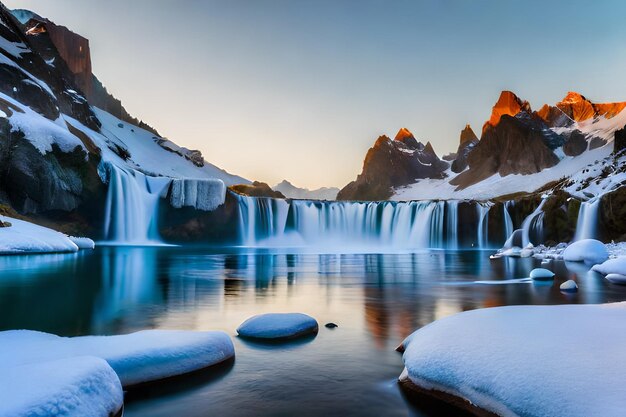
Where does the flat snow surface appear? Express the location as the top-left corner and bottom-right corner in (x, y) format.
(0, 216), (78, 254)
(237, 313), (319, 339)
(401, 303), (626, 417)
(0, 356), (123, 417)
(0, 329), (235, 387)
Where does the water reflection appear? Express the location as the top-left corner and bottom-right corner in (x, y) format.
(1, 247), (626, 416)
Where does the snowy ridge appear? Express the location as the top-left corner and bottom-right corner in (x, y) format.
(0, 216), (78, 254)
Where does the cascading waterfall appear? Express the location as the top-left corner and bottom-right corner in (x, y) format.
(446, 201), (459, 249)
(235, 195), (497, 249)
(503, 201), (514, 241)
(574, 199), (600, 241)
(521, 199), (546, 247)
(100, 162), (171, 244)
(476, 203), (491, 248)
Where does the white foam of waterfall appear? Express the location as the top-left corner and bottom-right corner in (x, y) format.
(574, 199), (601, 241)
(100, 162), (171, 244)
(521, 199), (547, 247)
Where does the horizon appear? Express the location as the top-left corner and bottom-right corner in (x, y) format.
(4, 0), (626, 188)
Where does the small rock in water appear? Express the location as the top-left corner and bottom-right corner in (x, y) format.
(560, 280), (578, 292)
(530, 268), (555, 281)
(237, 313), (318, 340)
(325, 323), (338, 329)
(605, 274), (626, 285)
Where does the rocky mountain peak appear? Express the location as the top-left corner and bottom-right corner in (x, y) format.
(556, 91), (626, 122)
(459, 124), (478, 144)
(394, 127), (420, 149)
(484, 91), (531, 132)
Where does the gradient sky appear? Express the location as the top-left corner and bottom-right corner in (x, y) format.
(5, 0), (626, 188)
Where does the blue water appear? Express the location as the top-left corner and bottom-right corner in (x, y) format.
(0, 247), (624, 416)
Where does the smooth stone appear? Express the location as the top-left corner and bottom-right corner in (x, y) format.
(325, 323), (338, 329)
(560, 280), (578, 292)
(530, 268), (555, 281)
(605, 274), (626, 285)
(237, 313), (318, 340)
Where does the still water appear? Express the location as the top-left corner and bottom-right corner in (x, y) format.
(1, 247), (624, 416)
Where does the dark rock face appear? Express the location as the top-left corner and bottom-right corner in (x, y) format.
(615, 127), (626, 155)
(600, 187), (626, 242)
(230, 181), (286, 198)
(563, 130), (588, 157)
(450, 114), (559, 190)
(451, 125), (478, 173)
(338, 130), (448, 201)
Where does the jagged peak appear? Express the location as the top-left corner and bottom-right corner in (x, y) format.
(394, 127), (415, 142)
(485, 90), (531, 132)
(559, 91), (589, 104)
(423, 141), (437, 156)
(459, 124), (478, 144)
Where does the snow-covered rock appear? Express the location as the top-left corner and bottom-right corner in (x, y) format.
(169, 178), (226, 211)
(0, 329), (235, 387)
(562, 239), (609, 264)
(0, 216), (78, 254)
(400, 303), (626, 417)
(237, 313), (319, 340)
(0, 356), (123, 417)
(560, 280), (578, 292)
(530, 268), (555, 280)
(605, 274), (626, 285)
(592, 257), (626, 277)
(67, 236), (95, 249)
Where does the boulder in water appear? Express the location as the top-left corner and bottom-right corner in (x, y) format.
(530, 268), (555, 281)
(562, 239), (609, 265)
(560, 280), (578, 292)
(605, 274), (626, 285)
(237, 313), (318, 340)
(325, 323), (338, 329)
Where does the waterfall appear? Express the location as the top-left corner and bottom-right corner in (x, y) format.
(446, 201), (459, 249)
(100, 162), (171, 244)
(574, 200), (600, 241)
(476, 203), (491, 248)
(503, 201), (514, 241)
(235, 195), (500, 249)
(521, 199), (546, 247)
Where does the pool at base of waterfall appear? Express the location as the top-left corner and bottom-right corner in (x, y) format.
(0, 246), (623, 417)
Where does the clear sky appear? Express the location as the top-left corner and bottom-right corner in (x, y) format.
(5, 0), (626, 188)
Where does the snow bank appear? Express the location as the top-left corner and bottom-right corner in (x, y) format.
(400, 303), (626, 417)
(68, 236), (95, 249)
(0, 356), (123, 417)
(0, 216), (78, 254)
(562, 239), (609, 264)
(170, 178), (226, 211)
(0, 329), (235, 387)
(592, 257), (626, 277)
(237, 313), (319, 340)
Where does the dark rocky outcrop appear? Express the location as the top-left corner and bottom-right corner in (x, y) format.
(230, 181), (285, 198)
(338, 129), (448, 200)
(450, 113), (559, 190)
(563, 130), (588, 157)
(615, 127), (626, 155)
(450, 124), (478, 173)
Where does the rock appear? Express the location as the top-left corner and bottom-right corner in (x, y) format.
(530, 268), (555, 281)
(337, 131), (448, 201)
(324, 323), (338, 329)
(605, 274), (626, 285)
(237, 313), (319, 340)
(229, 181), (285, 198)
(562, 239), (609, 265)
(0, 220), (11, 227)
(560, 280), (578, 292)
(67, 236), (95, 249)
(451, 124), (479, 173)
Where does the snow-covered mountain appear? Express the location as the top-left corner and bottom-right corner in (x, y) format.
(339, 91), (626, 202)
(273, 180), (339, 200)
(0, 4), (247, 236)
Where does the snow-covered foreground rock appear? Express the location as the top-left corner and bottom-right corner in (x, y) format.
(0, 356), (123, 417)
(400, 303), (626, 417)
(0, 329), (235, 387)
(237, 313), (319, 340)
(562, 239), (609, 264)
(0, 216), (78, 254)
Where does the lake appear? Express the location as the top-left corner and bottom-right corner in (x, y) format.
(0, 247), (624, 416)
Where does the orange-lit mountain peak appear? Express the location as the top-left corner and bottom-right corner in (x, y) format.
(394, 127), (415, 142)
(555, 91), (626, 121)
(560, 91), (589, 104)
(485, 91), (530, 131)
